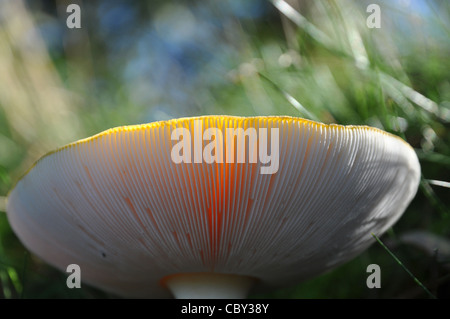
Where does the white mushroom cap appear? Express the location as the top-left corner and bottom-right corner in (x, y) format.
(6, 116), (421, 298)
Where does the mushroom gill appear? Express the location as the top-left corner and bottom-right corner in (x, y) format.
(6, 116), (421, 298)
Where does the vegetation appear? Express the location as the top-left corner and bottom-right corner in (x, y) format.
(0, 0), (448, 298)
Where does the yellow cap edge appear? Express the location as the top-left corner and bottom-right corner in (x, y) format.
(5, 115), (415, 202)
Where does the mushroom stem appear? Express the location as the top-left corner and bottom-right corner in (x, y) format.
(163, 273), (256, 299)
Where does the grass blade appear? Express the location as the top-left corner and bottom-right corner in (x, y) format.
(426, 180), (450, 188)
(258, 72), (320, 121)
(372, 233), (437, 299)
(271, 0), (333, 48)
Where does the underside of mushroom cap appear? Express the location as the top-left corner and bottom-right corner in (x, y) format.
(6, 116), (421, 298)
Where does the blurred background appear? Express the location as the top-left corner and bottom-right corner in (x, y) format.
(0, 0), (449, 298)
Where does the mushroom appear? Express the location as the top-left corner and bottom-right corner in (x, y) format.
(6, 116), (420, 298)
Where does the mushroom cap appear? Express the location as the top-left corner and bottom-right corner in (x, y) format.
(6, 116), (421, 298)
